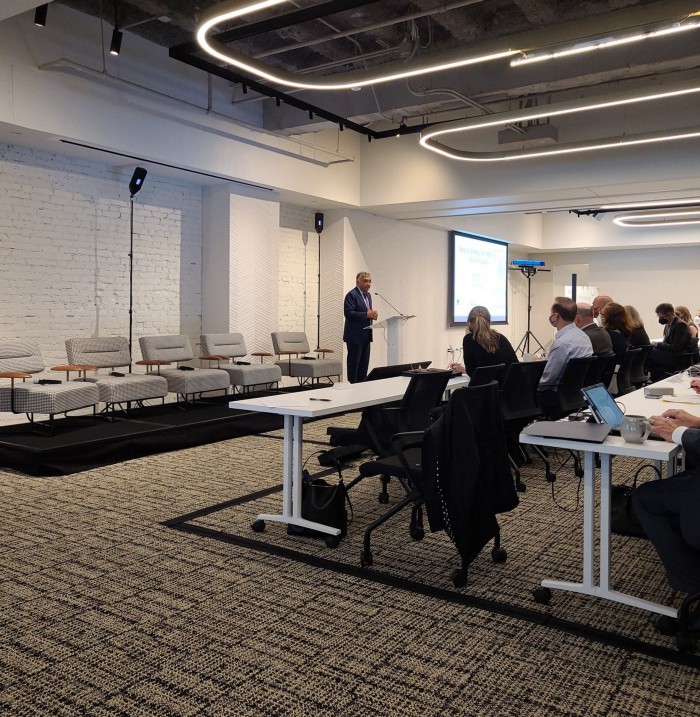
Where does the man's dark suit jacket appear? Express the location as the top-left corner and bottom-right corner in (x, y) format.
(656, 316), (692, 355)
(582, 323), (614, 357)
(679, 429), (700, 550)
(343, 286), (373, 345)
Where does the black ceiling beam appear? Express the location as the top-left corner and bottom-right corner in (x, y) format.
(170, 0), (380, 57)
(570, 201), (700, 217)
(169, 50), (377, 137)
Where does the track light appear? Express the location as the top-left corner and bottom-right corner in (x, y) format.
(110, 28), (123, 55)
(110, 1), (122, 56)
(34, 4), (48, 27)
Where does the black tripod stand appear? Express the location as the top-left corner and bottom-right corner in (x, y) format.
(510, 265), (550, 356)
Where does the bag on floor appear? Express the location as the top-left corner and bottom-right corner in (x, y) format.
(288, 477), (348, 538)
(610, 465), (659, 539)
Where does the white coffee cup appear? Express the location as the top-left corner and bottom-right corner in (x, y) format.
(620, 414), (651, 443)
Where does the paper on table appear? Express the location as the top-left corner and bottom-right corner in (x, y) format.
(659, 394), (700, 404)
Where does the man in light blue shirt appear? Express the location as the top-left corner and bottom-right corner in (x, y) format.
(537, 296), (593, 417)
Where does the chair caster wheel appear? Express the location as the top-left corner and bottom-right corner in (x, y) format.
(515, 481), (527, 493)
(360, 550), (373, 567)
(656, 615), (678, 637)
(533, 587), (552, 605)
(546, 472), (556, 483)
(409, 526), (425, 541)
(324, 534), (340, 549)
(378, 492), (389, 504)
(452, 569), (467, 588)
(676, 631), (697, 654)
(491, 547), (507, 564)
(251, 519), (265, 533)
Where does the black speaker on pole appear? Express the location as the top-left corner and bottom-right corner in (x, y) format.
(314, 212), (324, 234)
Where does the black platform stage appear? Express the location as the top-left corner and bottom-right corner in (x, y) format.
(0, 396), (286, 477)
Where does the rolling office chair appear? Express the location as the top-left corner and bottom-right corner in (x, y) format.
(498, 360), (550, 490)
(346, 370), (452, 505)
(358, 381), (517, 588)
(610, 347), (641, 397)
(467, 363), (506, 386)
(583, 354), (616, 391)
(629, 345), (653, 389)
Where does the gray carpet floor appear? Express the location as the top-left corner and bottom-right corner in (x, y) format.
(1, 415), (699, 716)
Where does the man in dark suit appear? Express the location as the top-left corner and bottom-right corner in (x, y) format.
(575, 302), (614, 357)
(647, 302), (694, 382)
(635, 393), (700, 594)
(343, 272), (378, 383)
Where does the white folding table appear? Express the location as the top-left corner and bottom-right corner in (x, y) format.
(520, 372), (700, 616)
(233, 374), (469, 541)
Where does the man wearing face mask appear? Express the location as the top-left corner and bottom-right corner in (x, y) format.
(647, 302), (694, 382)
(537, 296), (593, 417)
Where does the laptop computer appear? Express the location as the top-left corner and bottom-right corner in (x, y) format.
(581, 383), (663, 439)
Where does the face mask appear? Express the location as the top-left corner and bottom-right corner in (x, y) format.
(658, 317), (668, 325)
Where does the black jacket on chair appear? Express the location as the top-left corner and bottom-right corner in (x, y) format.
(421, 382), (518, 566)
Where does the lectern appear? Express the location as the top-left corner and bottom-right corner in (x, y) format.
(365, 315), (415, 365)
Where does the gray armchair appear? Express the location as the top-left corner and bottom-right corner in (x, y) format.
(271, 331), (341, 385)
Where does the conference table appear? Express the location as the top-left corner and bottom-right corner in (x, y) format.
(233, 374), (469, 543)
(520, 372), (700, 617)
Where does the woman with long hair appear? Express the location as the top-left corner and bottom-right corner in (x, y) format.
(600, 302), (632, 365)
(625, 304), (651, 346)
(450, 305), (518, 376)
(675, 305), (699, 340)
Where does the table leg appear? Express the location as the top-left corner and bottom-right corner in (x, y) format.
(256, 414), (340, 536)
(541, 449), (597, 596)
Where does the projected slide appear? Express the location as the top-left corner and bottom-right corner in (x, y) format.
(450, 232), (508, 324)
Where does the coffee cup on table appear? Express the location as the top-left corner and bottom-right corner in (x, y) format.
(620, 414), (651, 444)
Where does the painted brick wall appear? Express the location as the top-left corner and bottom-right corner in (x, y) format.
(0, 143), (203, 423)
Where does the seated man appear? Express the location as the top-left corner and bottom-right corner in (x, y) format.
(575, 302), (614, 357)
(634, 385), (700, 595)
(592, 294), (613, 326)
(537, 296), (593, 417)
(647, 302), (694, 382)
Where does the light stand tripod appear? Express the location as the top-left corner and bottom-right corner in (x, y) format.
(510, 265), (550, 356)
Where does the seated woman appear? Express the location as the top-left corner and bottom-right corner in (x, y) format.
(625, 304), (651, 347)
(676, 305), (699, 341)
(600, 302), (632, 365)
(449, 305), (518, 376)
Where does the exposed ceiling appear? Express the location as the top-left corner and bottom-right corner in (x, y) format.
(51, 0), (700, 140)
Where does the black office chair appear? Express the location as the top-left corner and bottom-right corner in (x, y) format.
(583, 354), (616, 390)
(541, 356), (594, 420)
(629, 344), (652, 389)
(325, 361), (432, 454)
(346, 370), (452, 503)
(611, 347), (641, 397)
(468, 363), (506, 387)
(357, 381), (517, 588)
(498, 360), (550, 490)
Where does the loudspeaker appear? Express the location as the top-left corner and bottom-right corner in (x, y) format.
(314, 212), (324, 234)
(129, 167), (148, 197)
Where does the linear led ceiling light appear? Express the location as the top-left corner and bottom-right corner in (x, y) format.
(613, 210), (700, 227)
(420, 81), (700, 161)
(601, 198), (700, 210)
(512, 14), (700, 66)
(196, 0), (519, 91)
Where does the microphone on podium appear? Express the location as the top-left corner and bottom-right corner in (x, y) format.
(374, 292), (405, 316)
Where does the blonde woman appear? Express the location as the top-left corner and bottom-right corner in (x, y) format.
(449, 305), (518, 376)
(675, 305), (699, 341)
(625, 304), (651, 346)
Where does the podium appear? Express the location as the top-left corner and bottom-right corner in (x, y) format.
(365, 314), (415, 365)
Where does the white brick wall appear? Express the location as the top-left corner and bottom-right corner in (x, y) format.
(0, 143), (203, 424)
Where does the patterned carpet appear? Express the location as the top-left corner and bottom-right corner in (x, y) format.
(1, 414), (699, 716)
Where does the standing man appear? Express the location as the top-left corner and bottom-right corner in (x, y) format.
(343, 272), (378, 383)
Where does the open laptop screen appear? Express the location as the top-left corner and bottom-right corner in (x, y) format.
(581, 383), (625, 429)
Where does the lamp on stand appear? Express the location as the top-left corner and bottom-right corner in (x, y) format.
(128, 167), (147, 371)
(509, 261), (550, 356)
